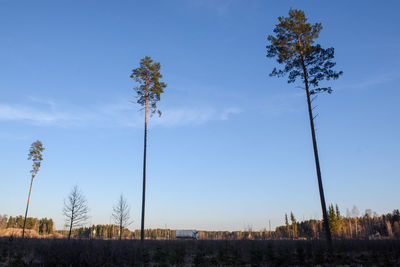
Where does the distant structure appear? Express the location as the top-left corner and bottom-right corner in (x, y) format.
(175, 230), (199, 239)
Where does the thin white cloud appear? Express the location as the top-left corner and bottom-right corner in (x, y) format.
(0, 104), (80, 125)
(152, 108), (215, 126)
(150, 107), (240, 127)
(220, 107), (241, 120)
(257, 92), (302, 118)
(27, 96), (57, 109)
(337, 72), (400, 90)
(0, 100), (241, 128)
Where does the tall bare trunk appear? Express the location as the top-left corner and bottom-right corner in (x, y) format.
(22, 173), (35, 238)
(140, 79), (149, 242)
(300, 56), (332, 246)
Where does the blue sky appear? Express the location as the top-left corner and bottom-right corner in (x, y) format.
(0, 0), (399, 231)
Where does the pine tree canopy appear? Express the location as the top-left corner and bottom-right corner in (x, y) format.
(130, 56), (167, 116)
(266, 8), (342, 94)
(28, 140), (44, 176)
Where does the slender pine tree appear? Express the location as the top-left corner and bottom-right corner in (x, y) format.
(22, 140), (44, 238)
(130, 56), (167, 242)
(267, 9), (342, 246)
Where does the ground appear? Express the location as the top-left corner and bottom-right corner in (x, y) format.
(1, 238), (399, 266)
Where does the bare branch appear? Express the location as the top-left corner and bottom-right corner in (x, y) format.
(311, 95), (318, 103)
(112, 194), (131, 240)
(63, 185), (89, 239)
(311, 105), (319, 111)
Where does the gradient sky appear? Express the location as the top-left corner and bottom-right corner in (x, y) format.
(1, 0), (399, 231)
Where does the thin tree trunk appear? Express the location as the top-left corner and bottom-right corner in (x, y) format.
(355, 219), (358, 238)
(68, 207), (74, 240)
(119, 224), (122, 240)
(68, 218), (73, 240)
(22, 172), (35, 238)
(300, 56), (332, 246)
(140, 79), (149, 242)
(349, 219), (352, 239)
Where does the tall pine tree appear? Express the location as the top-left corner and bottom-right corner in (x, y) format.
(22, 140), (44, 238)
(267, 9), (342, 245)
(130, 56), (167, 242)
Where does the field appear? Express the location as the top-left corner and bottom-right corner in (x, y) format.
(1, 237), (400, 266)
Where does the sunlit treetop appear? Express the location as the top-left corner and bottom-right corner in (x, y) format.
(267, 8), (342, 94)
(130, 56), (167, 116)
(28, 140), (44, 176)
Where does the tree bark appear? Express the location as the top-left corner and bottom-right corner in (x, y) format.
(349, 219), (352, 238)
(140, 78), (149, 242)
(300, 56), (333, 246)
(68, 216), (73, 240)
(120, 217), (123, 240)
(22, 172), (35, 238)
(68, 205), (74, 240)
(355, 219), (358, 238)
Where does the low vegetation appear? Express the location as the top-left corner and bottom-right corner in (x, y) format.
(1, 238), (399, 266)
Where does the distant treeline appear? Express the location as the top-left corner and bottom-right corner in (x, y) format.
(58, 226), (175, 240)
(57, 224), (132, 239)
(56, 226), (271, 240)
(275, 207), (400, 240)
(3, 207), (400, 240)
(0, 215), (53, 235)
(68, 208), (400, 240)
(59, 228), (272, 240)
(61, 209), (400, 240)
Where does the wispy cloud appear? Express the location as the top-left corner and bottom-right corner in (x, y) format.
(27, 96), (57, 109)
(0, 104), (81, 126)
(257, 92), (303, 118)
(0, 99), (241, 128)
(337, 72), (400, 90)
(150, 107), (241, 127)
(220, 107), (241, 120)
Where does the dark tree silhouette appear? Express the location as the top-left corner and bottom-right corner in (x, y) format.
(112, 194), (131, 240)
(63, 185), (89, 240)
(266, 9), (342, 245)
(22, 140), (44, 238)
(130, 56), (167, 242)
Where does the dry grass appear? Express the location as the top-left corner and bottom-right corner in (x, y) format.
(0, 229), (38, 238)
(0, 228), (63, 239)
(0, 238), (399, 266)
